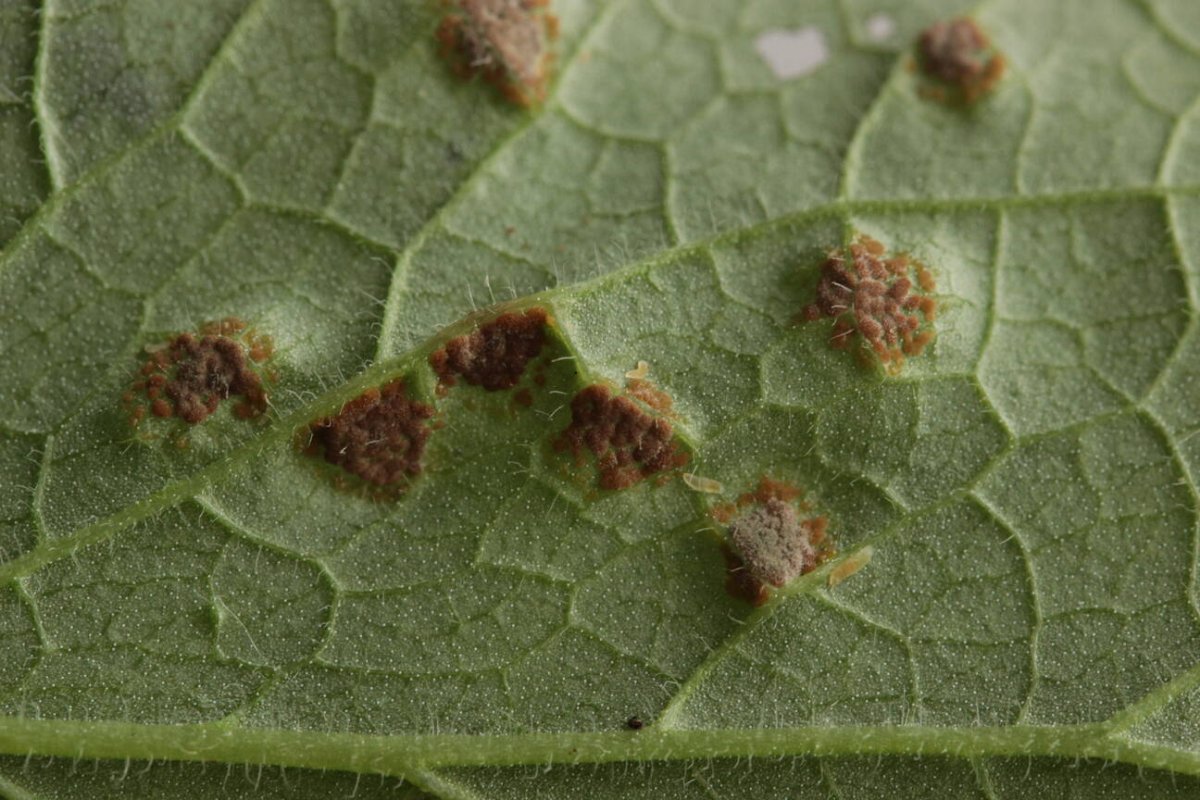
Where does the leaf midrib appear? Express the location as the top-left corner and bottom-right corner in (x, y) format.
(0, 715), (1197, 778)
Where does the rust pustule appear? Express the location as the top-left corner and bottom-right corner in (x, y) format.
(436, 0), (558, 107)
(916, 17), (1006, 105)
(124, 318), (273, 427)
(430, 307), (549, 391)
(554, 383), (688, 490)
(308, 380), (435, 490)
(800, 234), (937, 374)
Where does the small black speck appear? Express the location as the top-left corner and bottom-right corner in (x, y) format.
(626, 716), (644, 730)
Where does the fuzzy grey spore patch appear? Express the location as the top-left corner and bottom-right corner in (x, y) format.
(728, 498), (815, 587)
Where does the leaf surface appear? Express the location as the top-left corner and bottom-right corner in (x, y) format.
(3, 0), (1200, 797)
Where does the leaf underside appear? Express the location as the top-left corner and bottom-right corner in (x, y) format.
(3, 0), (1200, 797)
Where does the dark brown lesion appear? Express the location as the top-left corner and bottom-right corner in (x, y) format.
(915, 17), (1006, 105)
(800, 235), (937, 374)
(554, 383), (688, 490)
(722, 543), (770, 607)
(429, 307), (549, 391)
(123, 317), (274, 428)
(435, 0), (559, 107)
(307, 379), (435, 492)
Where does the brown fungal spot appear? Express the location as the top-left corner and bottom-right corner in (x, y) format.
(430, 307), (549, 391)
(621, 361), (674, 416)
(917, 266), (937, 294)
(626, 378), (674, 415)
(800, 235), (938, 374)
(739, 476), (804, 507)
(308, 380), (435, 490)
(554, 384), (688, 490)
(436, 0), (558, 107)
(916, 17), (1006, 105)
(712, 505), (736, 524)
(722, 544), (770, 607)
(124, 318), (274, 428)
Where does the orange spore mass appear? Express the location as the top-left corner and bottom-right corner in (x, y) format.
(800, 235), (938, 373)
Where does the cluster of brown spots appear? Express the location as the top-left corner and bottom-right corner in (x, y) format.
(714, 477), (830, 607)
(801, 235), (937, 373)
(712, 476), (805, 523)
(436, 0), (559, 107)
(430, 307), (549, 392)
(916, 18), (1006, 105)
(554, 384), (688, 490)
(308, 380), (435, 490)
(622, 360), (675, 416)
(627, 378), (674, 415)
(123, 318), (273, 427)
(741, 476), (803, 508)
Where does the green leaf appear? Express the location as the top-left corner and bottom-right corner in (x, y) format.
(2, 0), (1200, 797)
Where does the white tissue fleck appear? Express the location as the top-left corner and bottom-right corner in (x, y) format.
(754, 28), (829, 80)
(865, 13), (897, 42)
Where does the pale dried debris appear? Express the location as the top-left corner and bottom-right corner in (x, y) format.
(682, 473), (724, 494)
(865, 13), (896, 42)
(458, 0), (545, 87)
(728, 498), (815, 587)
(828, 545), (874, 588)
(436, 0), (556, 107)
(625, 360), (650, 380)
